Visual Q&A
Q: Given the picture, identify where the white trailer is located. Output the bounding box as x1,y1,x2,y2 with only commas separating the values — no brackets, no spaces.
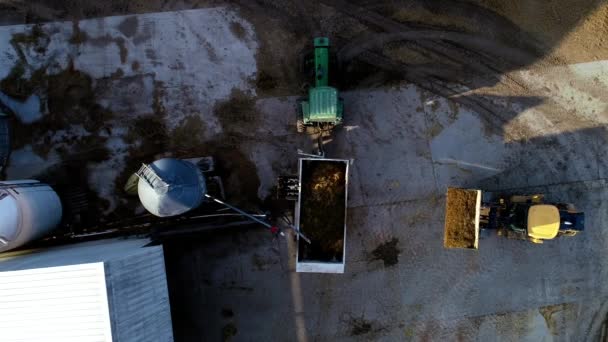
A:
295,158,349,273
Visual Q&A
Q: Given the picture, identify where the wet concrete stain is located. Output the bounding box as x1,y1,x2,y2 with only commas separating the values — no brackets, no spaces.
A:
251,252,279,271
110,67,124,79
221,308,234,318
370,237,400,267
539,303,574,336
349,317,373,336
117,15,138,37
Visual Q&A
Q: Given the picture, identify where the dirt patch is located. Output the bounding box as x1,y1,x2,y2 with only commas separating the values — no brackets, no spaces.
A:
116,112,169,203
254,71,278,91
370,238,400,267
539,303,575,336
235,4,308,96
472,0,608,63
298,160,347,262
229,21,246,40
115,37,128,63
10,24,49,56
599,312,608,342
0,61,36,100
4,62,114,154
214,88,258,128
444,188,479,249
69,20,88,44
169,115,207,153
47,65,113,129
391,6,478,32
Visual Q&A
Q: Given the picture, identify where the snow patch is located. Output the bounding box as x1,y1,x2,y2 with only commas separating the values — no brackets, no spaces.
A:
6,145,60,179
0,92,42,124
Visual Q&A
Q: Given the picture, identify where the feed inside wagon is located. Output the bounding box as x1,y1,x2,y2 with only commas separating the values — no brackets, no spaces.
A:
444,187,478,249
298,160,347,262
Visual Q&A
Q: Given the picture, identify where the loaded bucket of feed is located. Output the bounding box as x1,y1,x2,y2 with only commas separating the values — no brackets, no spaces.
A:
295,158,349,273
444,187,481,250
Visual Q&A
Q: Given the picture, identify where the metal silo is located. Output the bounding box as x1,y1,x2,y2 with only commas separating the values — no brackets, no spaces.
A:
0,180,63,253
136,158,207,217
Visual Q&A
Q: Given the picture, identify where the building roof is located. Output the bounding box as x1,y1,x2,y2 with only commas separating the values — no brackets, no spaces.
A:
0,239,173,342
527,204,560,239
0,263,113,342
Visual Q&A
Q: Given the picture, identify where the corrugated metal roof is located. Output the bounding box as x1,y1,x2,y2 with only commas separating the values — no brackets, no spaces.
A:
0,263,113,342
0,114,9,170
105,246,174,342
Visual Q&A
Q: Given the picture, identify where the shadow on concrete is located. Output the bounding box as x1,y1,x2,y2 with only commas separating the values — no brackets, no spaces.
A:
162,228,297,342
480,125,608,194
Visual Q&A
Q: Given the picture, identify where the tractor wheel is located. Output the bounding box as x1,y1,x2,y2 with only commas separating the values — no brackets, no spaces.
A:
298,51,314,83
296,98,306,133
296,119,305,133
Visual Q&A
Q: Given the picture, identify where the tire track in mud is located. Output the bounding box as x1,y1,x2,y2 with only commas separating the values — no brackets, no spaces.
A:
339,31,536,68
237,0,535,129
294,1,533,135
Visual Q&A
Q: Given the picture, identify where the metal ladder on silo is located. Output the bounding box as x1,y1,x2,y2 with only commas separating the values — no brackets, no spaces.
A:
136,164,169,190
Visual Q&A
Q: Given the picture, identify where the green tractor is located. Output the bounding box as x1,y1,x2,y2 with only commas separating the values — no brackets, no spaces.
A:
297,37,344,133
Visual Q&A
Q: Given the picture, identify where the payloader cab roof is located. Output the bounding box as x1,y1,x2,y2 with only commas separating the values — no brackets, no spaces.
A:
527,204,560,240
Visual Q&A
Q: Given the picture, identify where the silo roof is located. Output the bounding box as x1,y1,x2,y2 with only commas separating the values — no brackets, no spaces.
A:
137,158,206,217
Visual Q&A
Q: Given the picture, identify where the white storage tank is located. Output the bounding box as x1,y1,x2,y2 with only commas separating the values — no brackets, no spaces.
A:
0,180,62,253
137,158,207,217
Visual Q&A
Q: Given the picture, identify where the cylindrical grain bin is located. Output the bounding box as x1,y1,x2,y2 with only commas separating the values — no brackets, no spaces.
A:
0,180,63,253
137,158,207,217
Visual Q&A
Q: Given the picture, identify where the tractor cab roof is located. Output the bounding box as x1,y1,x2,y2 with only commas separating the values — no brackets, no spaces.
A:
527,204,560,240
307,86,339,121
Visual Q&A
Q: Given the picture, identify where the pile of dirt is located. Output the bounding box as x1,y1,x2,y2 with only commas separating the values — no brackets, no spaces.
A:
298,160,347,262
444,187,479,249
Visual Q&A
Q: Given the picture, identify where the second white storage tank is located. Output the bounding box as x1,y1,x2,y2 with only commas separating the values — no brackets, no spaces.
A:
0,180,62,253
